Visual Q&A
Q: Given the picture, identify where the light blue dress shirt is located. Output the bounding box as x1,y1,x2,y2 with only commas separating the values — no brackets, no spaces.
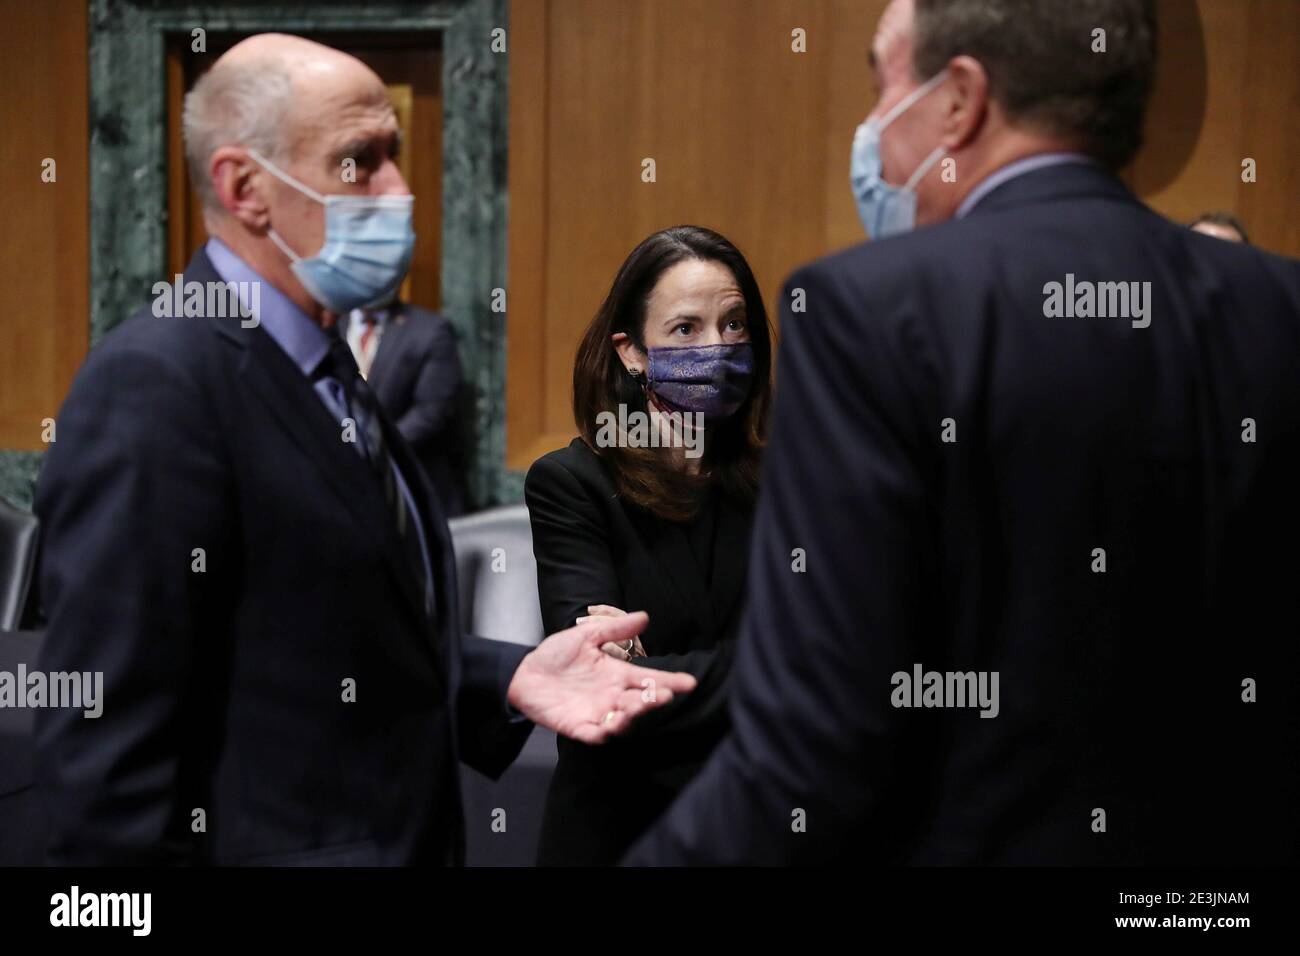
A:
955,152,1097,219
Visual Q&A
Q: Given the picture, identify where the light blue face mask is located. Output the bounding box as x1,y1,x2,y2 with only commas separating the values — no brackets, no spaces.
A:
249,148,416,313
850,71,948,240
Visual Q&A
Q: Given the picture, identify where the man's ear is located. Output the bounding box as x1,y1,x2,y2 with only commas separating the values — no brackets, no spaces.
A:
210,146,271,230
942,55,989,151
611,332,645,375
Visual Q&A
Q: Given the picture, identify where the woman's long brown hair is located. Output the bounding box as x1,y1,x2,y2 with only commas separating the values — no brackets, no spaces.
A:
572,225,773,522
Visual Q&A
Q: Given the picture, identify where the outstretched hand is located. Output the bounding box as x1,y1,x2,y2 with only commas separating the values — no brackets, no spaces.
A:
507,612,696,744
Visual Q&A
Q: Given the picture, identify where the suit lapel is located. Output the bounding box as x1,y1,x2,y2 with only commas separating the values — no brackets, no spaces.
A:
385,417,456,679
235,313,433,635
366,303,408,388
189,248,436,640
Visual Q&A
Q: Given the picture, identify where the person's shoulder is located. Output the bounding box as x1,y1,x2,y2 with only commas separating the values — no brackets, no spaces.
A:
527,438,602,480
776,229,958,360
80,302,228,383
52,304,235,441
393,303,454,335
388,304,459,364
394,302,443,322
1184,226,1300,291
526,439,614,496
786,219,980,308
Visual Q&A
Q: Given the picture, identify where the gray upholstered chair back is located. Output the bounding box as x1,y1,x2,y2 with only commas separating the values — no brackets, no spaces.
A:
0,497,38,632
448,503,556,865
447,503,545,647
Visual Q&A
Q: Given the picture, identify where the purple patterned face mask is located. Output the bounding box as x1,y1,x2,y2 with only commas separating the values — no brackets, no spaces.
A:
645,343,754,422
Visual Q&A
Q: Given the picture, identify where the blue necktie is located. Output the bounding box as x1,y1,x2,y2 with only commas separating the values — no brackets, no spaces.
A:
316,331,435,620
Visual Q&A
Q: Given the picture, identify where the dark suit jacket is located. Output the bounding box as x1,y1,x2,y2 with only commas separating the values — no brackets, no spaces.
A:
526,439,753,864
626,162,1300,865
33,249,531,866
353,304,467,518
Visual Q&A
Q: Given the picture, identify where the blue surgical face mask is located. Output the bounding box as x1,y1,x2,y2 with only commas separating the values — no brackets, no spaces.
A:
850,71,948,240
645,343,754,423
248,149,416,313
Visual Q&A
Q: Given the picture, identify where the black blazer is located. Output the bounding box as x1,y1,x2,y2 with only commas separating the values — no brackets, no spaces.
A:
525,439,753,864
33,249,531,866
627,162,1300,865
353,304,467,518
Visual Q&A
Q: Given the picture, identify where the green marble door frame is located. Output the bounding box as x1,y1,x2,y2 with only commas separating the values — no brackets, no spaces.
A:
0,0,520,511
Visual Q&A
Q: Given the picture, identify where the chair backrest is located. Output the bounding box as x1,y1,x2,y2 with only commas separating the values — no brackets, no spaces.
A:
447,504,545,647
0,497,38,632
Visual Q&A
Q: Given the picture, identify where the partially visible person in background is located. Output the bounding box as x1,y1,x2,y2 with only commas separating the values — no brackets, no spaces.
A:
345,303,466,516
1189,211,1251,245
526,225,772,865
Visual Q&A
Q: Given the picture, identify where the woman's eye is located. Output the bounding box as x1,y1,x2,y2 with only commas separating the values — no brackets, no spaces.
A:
727,319,747,332
674,323,694,336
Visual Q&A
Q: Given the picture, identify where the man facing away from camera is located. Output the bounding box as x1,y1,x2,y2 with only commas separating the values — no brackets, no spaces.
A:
34,33,694,866
628,0,1300,865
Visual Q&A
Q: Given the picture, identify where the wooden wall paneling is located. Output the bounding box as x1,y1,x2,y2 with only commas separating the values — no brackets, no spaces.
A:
0,0,89,451
506,0,551,467
1134,0,1246,224
1236,0,1300,255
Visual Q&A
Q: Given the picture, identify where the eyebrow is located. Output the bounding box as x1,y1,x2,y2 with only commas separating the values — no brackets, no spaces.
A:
328,128,402,169
665,304,746,325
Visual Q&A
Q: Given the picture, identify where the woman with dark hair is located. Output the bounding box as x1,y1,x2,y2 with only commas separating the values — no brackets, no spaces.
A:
525,225,773,865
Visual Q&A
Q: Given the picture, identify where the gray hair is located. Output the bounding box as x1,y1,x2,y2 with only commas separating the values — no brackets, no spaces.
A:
182,58,294,210
913,0,1157,170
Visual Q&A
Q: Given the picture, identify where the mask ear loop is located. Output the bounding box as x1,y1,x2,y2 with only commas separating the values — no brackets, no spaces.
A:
246,148,327,265
246,148,328,204
880,71,950,193
904,145,948,192
876,69,949,132
264,228,302,264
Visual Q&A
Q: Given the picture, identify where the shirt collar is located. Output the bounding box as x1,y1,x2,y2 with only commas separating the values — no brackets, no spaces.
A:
349,307,390,328
204,236,331,378
955,152,1097,219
